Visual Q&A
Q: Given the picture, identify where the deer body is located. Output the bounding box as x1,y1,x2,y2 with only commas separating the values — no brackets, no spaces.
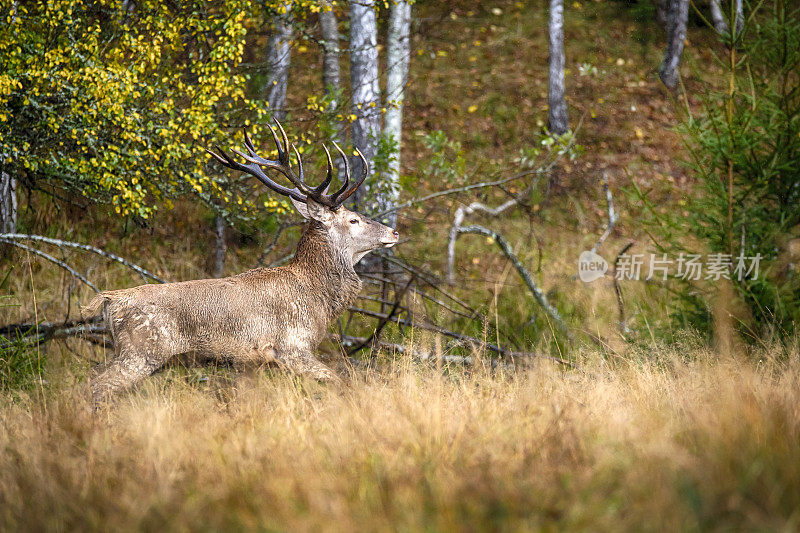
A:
87,120,398,404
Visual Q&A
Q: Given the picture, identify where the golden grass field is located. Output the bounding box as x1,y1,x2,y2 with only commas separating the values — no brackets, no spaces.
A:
2,340,799,531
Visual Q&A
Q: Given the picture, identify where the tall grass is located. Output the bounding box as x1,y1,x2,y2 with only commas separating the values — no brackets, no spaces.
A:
1,343,798,531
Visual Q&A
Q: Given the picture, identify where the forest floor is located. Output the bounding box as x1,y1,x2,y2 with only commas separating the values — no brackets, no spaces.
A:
3,1,798,530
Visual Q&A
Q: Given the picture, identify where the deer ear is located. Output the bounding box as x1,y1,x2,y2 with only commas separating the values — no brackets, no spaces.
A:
290,197,310,219
297,198,334,226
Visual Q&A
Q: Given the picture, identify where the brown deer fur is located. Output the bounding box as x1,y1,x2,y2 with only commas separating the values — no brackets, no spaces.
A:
85,199,398,404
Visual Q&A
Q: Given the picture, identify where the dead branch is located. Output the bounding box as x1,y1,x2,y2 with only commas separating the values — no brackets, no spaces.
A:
591,172,618,254
447,196,523,283
0,317,106,348
614,242,635,334
0,233,165,283
348,274,416,355
337,333,573,368
1,239,99,293
455,225,573,341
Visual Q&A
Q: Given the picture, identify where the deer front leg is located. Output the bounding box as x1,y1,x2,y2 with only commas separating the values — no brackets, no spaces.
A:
275,349,342,384
91,349,160,406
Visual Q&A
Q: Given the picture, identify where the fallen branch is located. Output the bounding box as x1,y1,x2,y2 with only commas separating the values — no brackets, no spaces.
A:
455,225,573,341
0,233,165,283
0,317,106,348
1,239,99,293
447,195,524,283
337,334,573,368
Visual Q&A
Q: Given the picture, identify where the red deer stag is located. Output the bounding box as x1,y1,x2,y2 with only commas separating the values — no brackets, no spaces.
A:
84,120,399,404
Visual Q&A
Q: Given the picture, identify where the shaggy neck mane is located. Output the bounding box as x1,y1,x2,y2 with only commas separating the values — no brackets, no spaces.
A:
290,221,361,318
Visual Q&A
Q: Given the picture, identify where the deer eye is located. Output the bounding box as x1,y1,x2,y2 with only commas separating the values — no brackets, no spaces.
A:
349,218,359,225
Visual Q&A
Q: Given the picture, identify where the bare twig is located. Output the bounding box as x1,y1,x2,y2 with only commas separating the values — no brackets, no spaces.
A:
455,225,573,341
591,172,618,254
447,195,524,283
337,333,573,368
373,170,537,219
0,233,165,283
1,239,99,293
256,221,303,266
348,274,416,356
614,242,635,334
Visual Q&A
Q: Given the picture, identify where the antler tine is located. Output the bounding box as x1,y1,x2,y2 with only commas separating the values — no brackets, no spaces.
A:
313,144,334,194
328,141,351,200
243,128,257,156
274,119,291,161
266,122,286,161
291,144,304,183
332,147,368,204
209,120,368,209
206,144,307,203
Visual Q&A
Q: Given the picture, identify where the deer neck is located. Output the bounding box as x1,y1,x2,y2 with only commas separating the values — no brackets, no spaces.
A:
291,221,362,319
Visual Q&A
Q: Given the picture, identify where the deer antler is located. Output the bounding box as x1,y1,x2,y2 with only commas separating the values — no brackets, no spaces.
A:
206,118,368,209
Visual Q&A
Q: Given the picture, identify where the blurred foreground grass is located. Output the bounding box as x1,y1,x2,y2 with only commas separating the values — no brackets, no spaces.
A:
1,341,799,531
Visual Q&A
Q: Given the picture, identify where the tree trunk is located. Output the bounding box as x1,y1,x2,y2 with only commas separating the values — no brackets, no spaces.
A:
547,0,569,135
734,0,744,36
0,170,17,235
349,0,381,209
266,4,293,120
381,0,411,228
709,0,729,35
320,3,340,95
319,2,347,180
658,0,690,91
213,214,226,278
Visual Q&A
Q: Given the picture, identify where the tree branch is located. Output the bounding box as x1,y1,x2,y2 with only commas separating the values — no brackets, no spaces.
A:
1,239,99,293
0,233,165,283
591,171,618,254
455,225,573,341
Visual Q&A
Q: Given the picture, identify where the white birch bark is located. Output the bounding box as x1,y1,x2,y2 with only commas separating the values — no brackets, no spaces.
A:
319,2,347,181
547,0,569,135
349,0,381,208
320,2,340,96
382,0,411,227
709,0,730,35
266,3,293,120
0,170,17,235
658,0,689,91
734,0,744,36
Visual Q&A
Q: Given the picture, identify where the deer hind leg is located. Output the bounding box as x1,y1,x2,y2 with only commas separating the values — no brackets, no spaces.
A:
276,350,342,384
92,310,177,405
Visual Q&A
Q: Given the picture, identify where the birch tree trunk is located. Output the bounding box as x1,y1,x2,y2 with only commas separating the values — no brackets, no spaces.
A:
709,0,730,35
381,0,411,228
0,170,17,235
320,2,340,95
319,2,347,180
349,0,381,209
547,0,569,135
658,0,689,91
266,4,293,120
734,0,744,36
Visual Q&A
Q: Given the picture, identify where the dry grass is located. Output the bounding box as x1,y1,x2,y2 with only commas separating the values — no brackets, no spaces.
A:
2,343,799,531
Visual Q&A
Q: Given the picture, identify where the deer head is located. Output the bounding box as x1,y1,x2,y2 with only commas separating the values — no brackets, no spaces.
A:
207,119,399,266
